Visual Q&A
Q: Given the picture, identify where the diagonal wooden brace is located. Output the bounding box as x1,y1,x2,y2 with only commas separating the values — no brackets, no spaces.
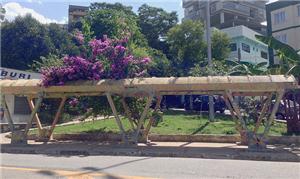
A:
24,93,43,136
225,91,248,130
10,93,44,144
224,91,249,145
133,95,154,143
46,97,67,139
223,93,242,133
143,95,162,139
106,93,128,143
1,95,15,132
27,97,43,135
253,94,272,134
262,90,285,139
121,97,136,130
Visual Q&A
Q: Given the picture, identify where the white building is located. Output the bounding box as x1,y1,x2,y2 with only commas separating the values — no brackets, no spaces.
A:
266,1,300,65
221,25,269,65
0,68,41,125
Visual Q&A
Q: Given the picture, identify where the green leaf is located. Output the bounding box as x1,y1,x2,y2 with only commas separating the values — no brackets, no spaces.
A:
255,35,300,63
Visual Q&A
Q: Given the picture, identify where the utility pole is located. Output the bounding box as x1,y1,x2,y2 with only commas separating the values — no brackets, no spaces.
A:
205,0,215,121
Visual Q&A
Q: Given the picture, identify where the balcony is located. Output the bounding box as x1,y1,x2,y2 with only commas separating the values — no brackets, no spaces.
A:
222,2,250,16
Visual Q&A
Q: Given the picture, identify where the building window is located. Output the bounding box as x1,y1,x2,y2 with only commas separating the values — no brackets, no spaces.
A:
274,11,286,24
275,34,287,43
242,43,250,53
14,96,31,115
261,51,268,59
229,43,237,51
281,34,287,43
298,5,300,16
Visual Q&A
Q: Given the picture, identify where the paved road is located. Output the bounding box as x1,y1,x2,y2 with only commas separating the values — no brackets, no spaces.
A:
1,153,300,179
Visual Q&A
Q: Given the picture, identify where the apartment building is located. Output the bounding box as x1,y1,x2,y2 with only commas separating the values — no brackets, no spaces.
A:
266,0,300,64
68,5,89,29
222,25,269,65
182,0,267,34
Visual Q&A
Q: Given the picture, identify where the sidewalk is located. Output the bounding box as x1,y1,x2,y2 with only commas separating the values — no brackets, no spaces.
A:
1,133,299,162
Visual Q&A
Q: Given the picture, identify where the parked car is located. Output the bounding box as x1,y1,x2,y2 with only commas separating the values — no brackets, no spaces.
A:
184,95,226,113
274,100,300,120
150,95,184,110
257,99,300,120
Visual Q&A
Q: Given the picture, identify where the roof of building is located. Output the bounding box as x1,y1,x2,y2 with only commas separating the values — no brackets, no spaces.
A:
266,0,300,11
69,5,89,12
221,25,267,46
0,75,297,98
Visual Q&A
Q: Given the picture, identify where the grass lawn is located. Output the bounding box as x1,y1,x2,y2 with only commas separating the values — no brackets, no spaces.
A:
31,110,287,136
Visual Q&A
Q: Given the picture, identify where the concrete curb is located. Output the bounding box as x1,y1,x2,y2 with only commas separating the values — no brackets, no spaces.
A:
1,143,299,162
26,133,300,145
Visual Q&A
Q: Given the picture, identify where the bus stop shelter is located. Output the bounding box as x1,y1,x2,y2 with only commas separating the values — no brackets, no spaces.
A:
0,75,297,149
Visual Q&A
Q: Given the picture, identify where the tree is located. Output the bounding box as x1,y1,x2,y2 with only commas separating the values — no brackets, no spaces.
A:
190,61,230,76
31,54,63,72
1,15,53,70
48,23,79,56
166,20,206,76
211,29,231,61
90,2,136,17
138,4,178,52
85,8,147,47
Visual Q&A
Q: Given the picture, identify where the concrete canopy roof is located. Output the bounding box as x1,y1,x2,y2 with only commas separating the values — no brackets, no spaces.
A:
0,75,297,98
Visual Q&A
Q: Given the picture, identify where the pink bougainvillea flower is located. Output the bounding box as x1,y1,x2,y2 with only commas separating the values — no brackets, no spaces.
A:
41,34,151,86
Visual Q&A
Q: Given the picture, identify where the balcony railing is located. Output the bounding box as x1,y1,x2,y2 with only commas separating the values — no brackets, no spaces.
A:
222,2,250,16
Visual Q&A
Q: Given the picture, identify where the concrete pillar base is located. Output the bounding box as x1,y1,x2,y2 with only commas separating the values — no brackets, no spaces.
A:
239,130,248,145
11,131,27,144
36,128,52,142
247,132,267,150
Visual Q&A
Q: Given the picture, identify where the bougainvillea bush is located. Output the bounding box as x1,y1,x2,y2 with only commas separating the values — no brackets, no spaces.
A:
41,32,151,87
39,31,153,122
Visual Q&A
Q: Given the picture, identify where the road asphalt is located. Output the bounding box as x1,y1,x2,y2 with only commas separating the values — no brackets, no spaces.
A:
1,153,300,179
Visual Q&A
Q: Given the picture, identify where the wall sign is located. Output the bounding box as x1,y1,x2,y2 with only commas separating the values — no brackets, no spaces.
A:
0,68,41,80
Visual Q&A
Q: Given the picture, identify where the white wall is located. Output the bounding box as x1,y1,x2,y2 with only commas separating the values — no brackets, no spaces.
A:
1,68,41,124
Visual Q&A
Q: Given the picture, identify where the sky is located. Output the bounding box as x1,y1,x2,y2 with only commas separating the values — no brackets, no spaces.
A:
2,0,184,24
2,0,278,24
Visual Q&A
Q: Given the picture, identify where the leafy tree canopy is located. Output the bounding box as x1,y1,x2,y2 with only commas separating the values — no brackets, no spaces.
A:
90,2,136,17
211,29,230,61
85,8,147,47
48,23,80,56
166,20,206,76
1,15,79,70
138,4,178,52
1,15,53,70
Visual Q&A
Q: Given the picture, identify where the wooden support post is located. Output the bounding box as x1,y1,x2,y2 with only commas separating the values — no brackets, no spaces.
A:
253,94,272,133
225,91,249,145
1,95,15,132
143,96,162,139
47,97,66,139
106,93,128,142
262,90,285,138
223,93,242,133
24,93,43,136
226,91,248,130
121,97,135,130
27,97,43,134
133,95,153,143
